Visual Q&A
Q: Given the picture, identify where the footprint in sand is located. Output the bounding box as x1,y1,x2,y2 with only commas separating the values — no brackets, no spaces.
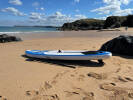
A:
26,90,39,96
27,82,52,96
64,91,79,97
31,94,60,100
26,81,59,100
82,96,94,100
37,81,53,96
100,83,117,91
65,87,94,100
44,81,52,90
51,73,63,84
128,92,133,98
115,68,121,73
87,72,107,80
100,82,133,100
127,66,132,70
100,83,128,100
114,76,133,82
70,74,75,77
51,70,70,84
117,66,133,74
0,96,7,100
77,74,85,81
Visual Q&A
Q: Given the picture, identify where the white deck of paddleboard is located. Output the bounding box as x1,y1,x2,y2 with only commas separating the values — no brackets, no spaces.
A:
44,50,87,56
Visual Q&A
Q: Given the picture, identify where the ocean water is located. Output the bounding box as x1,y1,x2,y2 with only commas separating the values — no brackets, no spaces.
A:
0,26,58,34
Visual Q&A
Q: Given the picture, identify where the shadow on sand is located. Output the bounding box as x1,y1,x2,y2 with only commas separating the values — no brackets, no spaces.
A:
97,29,120,32
22,55,104,68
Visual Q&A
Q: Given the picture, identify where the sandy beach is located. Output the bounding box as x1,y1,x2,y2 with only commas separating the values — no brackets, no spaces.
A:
1,28,133,100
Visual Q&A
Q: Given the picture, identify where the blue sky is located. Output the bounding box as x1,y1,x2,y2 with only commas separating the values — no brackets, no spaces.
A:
0,0,133,26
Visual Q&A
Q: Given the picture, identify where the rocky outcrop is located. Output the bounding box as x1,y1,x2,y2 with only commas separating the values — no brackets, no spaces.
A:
0,34,22,43
61,19,105,31
103,15,133,28
104,16,127,28
99,35,133,56
61,15,133,31
124,15,133,27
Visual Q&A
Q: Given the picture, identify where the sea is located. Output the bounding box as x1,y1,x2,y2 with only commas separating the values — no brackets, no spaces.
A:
0,26,58,34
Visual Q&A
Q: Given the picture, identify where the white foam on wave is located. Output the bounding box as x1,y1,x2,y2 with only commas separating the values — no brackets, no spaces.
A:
0,32,22,34
0,31,59,35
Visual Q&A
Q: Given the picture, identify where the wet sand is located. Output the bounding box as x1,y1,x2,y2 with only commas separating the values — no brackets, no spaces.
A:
1,28,133,100
15,28,133,40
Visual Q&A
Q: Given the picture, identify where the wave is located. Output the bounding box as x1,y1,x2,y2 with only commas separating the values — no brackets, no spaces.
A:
0,31,59,34
0,32,21,34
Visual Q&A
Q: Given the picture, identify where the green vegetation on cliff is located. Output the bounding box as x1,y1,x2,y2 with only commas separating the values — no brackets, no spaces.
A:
61,19,105,30
61,15,133,31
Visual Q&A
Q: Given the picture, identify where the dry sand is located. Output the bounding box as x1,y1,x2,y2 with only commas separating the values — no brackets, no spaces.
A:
1,29,133,100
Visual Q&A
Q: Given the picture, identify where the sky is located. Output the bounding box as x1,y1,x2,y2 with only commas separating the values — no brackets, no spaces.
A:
0,0,133,26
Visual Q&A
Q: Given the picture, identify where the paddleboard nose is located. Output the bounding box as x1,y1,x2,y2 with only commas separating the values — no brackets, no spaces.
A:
106,52,112,58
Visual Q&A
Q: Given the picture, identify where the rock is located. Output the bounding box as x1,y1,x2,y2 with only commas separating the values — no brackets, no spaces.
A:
99,35,133,56
124,15,133,27
104,16,127,28
0,34,22,43
61,19,105,31
61,15,133,31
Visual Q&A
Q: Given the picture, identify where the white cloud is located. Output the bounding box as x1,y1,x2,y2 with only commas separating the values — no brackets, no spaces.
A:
103,0,130,5
91,5,120,14
122,0,130,5
74,0,80,3
29,12,45,20
0,11,87,26
99,17,107,20
95,16,107,20
114,8,133,15
35,7,45,11
75,14,87,19
40,7,44,11
32,2,44,11
91,0,133,16
1,7,26,16
53,11,65,17
32,2,40,7
29,11,87,26
9,0,22,5
46,12,70,23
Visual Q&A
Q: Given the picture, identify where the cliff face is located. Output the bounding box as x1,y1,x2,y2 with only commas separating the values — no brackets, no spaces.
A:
61,19,105,31
104,16,127,28
61,15,133,31
124,15,133,27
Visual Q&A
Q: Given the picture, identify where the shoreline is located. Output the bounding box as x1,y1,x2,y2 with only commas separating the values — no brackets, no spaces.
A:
6,30,133,40
1,27,133,40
